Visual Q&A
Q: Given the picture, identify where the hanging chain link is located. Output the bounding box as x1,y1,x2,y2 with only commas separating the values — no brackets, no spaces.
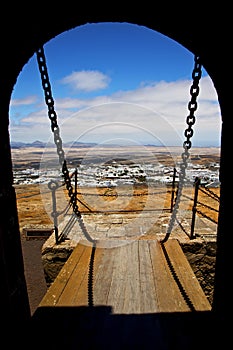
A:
161,55,202,243
183,55,202,150
36,47,81,217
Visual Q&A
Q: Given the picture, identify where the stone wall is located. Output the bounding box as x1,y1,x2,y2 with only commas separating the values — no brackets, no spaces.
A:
181,240,216,306
41,233,77,286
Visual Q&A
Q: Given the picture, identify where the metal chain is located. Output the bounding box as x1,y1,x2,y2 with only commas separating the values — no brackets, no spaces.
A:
36,46,202,241
36,47,81,217
183,55,202,150
161,55,202,243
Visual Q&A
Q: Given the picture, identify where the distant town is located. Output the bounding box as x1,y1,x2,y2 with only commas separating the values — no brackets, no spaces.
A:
12,154,220,188
11,141,220,188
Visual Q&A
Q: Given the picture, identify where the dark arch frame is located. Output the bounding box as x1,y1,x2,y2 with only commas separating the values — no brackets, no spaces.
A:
0,5,229,340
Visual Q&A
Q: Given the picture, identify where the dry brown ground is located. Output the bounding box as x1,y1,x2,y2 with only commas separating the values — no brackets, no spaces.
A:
12,145,220,231
15,183,220,233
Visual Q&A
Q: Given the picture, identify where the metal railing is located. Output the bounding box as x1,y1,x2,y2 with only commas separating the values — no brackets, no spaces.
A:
48,169,219,244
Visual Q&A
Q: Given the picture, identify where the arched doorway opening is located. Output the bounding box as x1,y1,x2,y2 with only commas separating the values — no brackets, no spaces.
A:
10,22,221,314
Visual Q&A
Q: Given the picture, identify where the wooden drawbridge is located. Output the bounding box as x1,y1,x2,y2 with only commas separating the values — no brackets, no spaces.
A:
39,238,210,313
30,237,213,349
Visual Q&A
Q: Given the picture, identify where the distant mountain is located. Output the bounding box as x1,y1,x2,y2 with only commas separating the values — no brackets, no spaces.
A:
64,141,98,148
10,140,221,149
10,141,26,149
10,140,51,149
10,140,97,149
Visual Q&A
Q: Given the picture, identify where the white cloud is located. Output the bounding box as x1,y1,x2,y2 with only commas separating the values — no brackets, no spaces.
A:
60,70,111,92
9,75,221,146
10,95,38,106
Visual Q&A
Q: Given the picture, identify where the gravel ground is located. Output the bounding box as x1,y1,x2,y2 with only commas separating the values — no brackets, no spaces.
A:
21,238,48,315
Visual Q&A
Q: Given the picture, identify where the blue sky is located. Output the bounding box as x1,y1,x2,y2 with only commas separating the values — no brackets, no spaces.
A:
9,22,221,147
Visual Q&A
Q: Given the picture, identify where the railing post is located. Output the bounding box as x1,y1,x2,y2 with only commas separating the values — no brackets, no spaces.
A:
48,180,59,244
190,176,200,239
74,168,77,205
170,167,177,212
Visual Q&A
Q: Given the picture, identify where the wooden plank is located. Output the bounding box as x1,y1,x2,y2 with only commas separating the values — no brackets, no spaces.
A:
93,245,119,306
57,244,93,306
95,240,158,313
149,240,190,312
138,240,158,313
120,240,141,314
39,243,86,306
69,244,104,306
163,239,211,311
105,242,129,313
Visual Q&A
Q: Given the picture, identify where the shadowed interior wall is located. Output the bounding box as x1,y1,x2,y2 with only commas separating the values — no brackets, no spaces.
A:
0,4,230,330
